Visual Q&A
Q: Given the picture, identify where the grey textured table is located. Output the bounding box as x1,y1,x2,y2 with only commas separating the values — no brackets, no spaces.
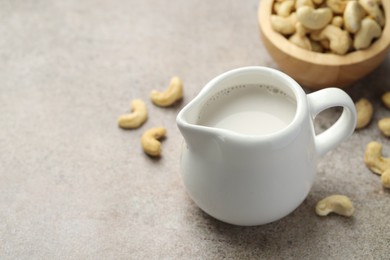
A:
1,0,390,259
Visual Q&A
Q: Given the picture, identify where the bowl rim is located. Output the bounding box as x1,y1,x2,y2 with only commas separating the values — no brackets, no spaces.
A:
258,0,390,66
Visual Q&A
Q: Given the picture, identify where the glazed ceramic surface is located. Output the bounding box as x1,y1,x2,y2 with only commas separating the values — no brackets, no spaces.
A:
176,67,357,226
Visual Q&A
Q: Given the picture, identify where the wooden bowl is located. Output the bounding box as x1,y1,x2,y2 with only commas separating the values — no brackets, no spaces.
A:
258,0,390,89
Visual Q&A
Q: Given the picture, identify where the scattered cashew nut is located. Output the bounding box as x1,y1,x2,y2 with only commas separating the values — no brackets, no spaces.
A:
353,17,382,50
381,92,390,109
364,141,390,175
381,169,390,188
141,127,167,157
151,76,183,107
118,99,148,129
378,118,390,137
355,98,373,129
315,194,354,217
297,6,333,30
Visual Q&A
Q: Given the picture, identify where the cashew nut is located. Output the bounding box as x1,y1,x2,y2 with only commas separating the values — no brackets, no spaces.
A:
326,0,349,14
344,1,366,33
364,141,390,175
271,0,385,55
288,22,312,50
355,98,373,129
331,16,344,27
295,0,315,9
270,13,298,35
381,92,390,109
118,99,148,129
151,76,183,107
297,6,333,30
353,17,382,50
311,24,351,54
315,195,354,217
141,127,166,157
381,169,390,188
289,32,312,50
378,118,390,137
275,0,295,17
359,0,385,27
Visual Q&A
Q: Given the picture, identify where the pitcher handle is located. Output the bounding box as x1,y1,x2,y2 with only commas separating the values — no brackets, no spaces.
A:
307,88,357,157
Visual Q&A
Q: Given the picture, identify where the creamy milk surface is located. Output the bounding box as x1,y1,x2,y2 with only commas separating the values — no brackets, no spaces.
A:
198,84,297,135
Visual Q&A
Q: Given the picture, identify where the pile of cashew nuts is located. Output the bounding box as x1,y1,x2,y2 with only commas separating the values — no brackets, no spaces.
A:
118,76,183,157
354,92,390,189
271,0,385,55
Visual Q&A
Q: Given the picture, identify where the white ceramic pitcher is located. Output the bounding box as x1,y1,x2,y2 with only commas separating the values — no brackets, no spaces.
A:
176,67,357,226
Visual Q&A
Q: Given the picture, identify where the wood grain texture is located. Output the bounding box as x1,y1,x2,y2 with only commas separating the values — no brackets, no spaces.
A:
258,0,390,89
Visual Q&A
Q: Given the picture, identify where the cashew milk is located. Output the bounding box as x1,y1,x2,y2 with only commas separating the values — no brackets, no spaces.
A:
197,84,297,135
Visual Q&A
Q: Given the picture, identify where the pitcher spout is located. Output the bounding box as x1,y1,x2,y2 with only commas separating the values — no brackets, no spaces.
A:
178,83,237,159
176,99,216,153
176,67,259,153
